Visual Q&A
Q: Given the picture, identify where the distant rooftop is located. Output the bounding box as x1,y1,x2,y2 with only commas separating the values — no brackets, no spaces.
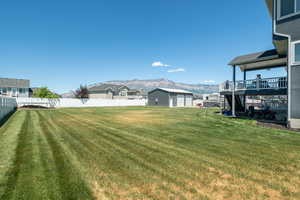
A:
88,84,128,92
156,88,193,94
0,78,30,88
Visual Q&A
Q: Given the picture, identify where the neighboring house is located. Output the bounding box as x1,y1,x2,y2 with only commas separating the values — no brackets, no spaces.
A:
29,87,40,97
0,78,30,97
127,89,141,96
220,0,300,129
148,88,193,107
194,93,220,107
202,93,220,102
88,84,141,99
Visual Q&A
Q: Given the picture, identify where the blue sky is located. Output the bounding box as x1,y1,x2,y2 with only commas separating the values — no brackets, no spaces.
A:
0,0,286,93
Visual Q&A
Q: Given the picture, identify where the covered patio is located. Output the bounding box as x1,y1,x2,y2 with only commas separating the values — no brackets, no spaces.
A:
220,49,288,120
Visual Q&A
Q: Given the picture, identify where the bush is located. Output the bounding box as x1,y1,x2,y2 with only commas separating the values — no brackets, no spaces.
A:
73,85,89,99
33,87,60,99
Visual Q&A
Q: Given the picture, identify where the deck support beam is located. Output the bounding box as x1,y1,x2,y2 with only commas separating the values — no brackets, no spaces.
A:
232,65,236,117
243,70,247,112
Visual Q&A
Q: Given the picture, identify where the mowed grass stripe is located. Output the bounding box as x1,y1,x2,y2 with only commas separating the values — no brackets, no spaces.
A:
0,111,28,199
35,110,94,200
55,110,215,178
0,107,300,199
39,110,202,199
1,111,49,199
47,110,205,199
53,109,288,198
57,108,300,199
58,109,294,183
93,109,300,177
0,111,27,194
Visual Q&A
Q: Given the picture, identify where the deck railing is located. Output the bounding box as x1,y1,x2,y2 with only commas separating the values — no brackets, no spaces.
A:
220,76,287,92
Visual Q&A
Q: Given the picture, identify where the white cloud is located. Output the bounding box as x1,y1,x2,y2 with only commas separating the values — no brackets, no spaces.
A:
167,68,185,73
202,80,216,84
152,61,170,67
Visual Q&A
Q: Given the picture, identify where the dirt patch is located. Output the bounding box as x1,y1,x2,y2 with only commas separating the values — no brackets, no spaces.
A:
92,181,109,200
255,185,286,200
182,167,295,200
113,111,166,125
257,121,288,130
257,121,300,133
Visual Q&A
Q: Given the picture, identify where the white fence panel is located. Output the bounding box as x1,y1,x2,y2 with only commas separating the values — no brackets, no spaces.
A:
16,98,147,108
0,97,17,122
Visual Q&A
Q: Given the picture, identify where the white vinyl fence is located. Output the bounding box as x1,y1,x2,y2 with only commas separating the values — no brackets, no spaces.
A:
0,97,17,121
16,98,147,108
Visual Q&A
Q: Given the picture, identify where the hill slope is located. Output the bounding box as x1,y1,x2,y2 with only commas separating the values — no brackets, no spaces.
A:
61,79,219,97
103,79,219,94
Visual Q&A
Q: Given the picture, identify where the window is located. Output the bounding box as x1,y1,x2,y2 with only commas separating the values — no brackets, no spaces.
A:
297,0,300,11
294,42,300,63
2,88,7,94
280,0,295,17
279,0,300,19
12,88,17,96
120,90,127,96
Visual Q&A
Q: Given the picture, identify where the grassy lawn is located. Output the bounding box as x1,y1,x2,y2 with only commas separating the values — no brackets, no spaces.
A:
0,107,300,200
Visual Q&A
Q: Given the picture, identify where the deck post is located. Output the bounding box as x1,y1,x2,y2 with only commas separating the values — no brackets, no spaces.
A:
243,70,247,112
232,65,236,117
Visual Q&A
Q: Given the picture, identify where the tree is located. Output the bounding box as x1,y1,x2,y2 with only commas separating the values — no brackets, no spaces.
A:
74,85,89,99
33,87,60,99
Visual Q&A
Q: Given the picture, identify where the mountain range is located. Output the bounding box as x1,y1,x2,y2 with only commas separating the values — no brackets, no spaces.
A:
94,79,218,94
62,79,219,97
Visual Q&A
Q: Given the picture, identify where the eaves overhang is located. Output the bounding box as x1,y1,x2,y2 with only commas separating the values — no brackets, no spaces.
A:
228,49,287,72
265,0,273,18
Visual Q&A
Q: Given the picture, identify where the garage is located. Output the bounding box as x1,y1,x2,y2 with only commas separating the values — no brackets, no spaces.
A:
185,95,193,107
177,95,185,107
148,88,193,107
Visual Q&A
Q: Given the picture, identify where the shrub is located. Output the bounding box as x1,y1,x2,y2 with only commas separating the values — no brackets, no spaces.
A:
33,87,60,99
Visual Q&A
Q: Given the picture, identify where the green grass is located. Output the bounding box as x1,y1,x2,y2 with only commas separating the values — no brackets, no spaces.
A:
0,107,300,200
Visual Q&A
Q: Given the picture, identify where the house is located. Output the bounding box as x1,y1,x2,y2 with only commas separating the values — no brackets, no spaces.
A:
0,78,30,97
148,88,193,107
220,0,300,129
29,87,40,97
127,89,141,96
194,93,221,107
202,93,220,102
88,84,141,99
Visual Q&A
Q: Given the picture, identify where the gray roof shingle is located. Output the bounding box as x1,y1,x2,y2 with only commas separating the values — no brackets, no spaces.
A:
88,84,128,92
228,49,284,66
149,88,193,95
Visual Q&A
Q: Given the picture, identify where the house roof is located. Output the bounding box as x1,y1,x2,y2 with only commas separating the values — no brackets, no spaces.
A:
0,78,30,88
228,49,287,71
88,84,129,92
150,88,193,94
264,0,273,17
127,89,140,93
